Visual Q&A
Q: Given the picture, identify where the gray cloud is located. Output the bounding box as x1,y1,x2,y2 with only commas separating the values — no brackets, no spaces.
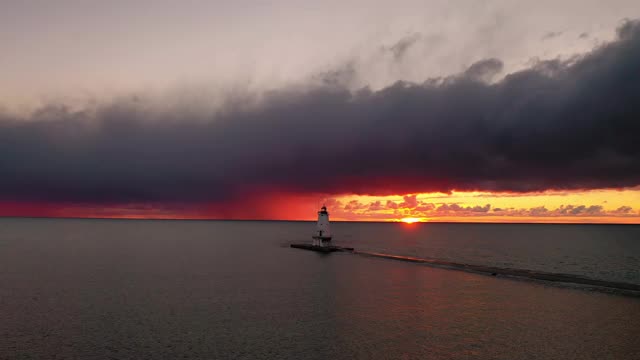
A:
399,195,419,208
491,204,632,217
368,200,384,211
3,0,639,102
1,20,640,204
386,33,423,60
613,205,633,214
542,31,564,40
344,200,368,211
436,203,491,213
386,200,399,209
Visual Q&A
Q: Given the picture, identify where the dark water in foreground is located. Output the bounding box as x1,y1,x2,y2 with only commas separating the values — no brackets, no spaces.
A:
1,218,639,359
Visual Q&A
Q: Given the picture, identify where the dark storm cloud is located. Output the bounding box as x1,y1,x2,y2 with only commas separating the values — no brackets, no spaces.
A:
2,20,640,204
464,58,503,82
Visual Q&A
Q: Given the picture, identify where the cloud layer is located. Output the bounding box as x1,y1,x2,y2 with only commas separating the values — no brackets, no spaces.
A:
325,197,638,221
1,20,640,205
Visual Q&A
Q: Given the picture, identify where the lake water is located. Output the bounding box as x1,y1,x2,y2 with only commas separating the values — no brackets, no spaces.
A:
1,218,639,359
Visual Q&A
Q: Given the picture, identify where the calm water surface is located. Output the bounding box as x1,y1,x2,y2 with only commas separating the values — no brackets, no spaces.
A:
1,218,639,359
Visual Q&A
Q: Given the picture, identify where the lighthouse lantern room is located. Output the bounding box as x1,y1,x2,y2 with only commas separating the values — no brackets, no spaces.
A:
312,205,332,247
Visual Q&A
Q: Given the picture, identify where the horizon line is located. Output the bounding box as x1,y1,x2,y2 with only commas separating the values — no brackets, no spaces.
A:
1,215,638,226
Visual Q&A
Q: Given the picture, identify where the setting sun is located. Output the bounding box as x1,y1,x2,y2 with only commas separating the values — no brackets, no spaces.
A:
400,217,423,224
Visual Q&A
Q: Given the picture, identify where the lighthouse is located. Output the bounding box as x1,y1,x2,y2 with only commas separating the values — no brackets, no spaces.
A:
290,205,352,253
312,205,332,247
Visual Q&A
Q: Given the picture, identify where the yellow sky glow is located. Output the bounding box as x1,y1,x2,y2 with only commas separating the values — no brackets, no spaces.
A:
329,188,640,223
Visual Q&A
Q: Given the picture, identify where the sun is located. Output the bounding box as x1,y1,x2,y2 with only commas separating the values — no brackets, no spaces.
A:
400,217,423,224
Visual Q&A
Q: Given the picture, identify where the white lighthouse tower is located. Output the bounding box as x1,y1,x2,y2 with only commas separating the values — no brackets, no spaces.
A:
291,205,351,252
312,205,332,247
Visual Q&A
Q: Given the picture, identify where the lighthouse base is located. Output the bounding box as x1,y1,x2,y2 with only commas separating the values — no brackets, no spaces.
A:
290,244,354,253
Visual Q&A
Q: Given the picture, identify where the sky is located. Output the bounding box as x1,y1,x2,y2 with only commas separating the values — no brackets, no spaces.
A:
1,0,640,223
